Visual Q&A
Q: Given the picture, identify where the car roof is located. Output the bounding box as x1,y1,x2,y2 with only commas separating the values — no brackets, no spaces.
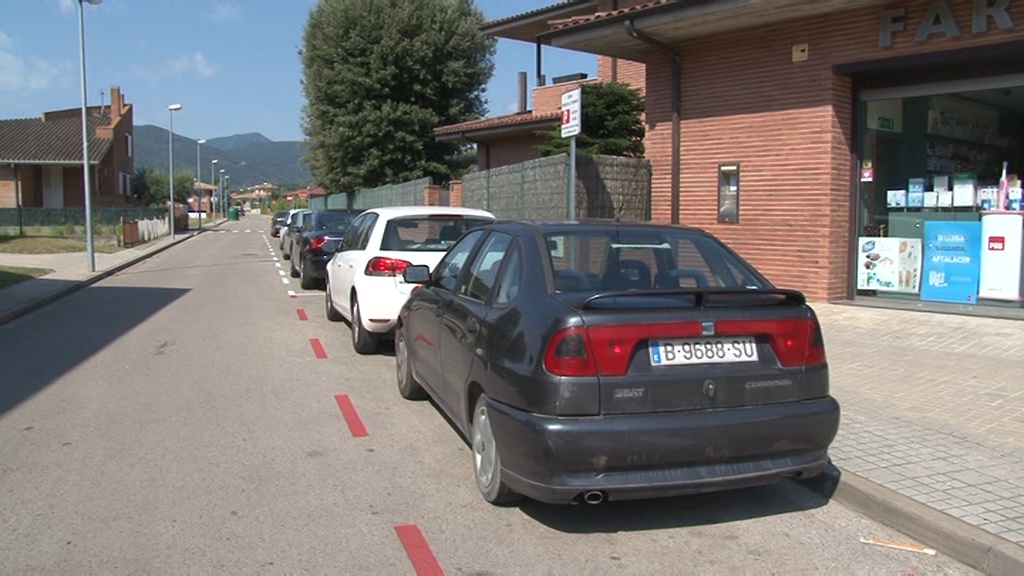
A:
492,218,707,236
364,205,496,220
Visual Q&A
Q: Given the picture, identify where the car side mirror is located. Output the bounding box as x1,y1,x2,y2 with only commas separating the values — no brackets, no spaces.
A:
403,265,430,284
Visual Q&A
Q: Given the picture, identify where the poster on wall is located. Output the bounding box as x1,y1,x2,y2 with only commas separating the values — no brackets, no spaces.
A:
978,213,1024,302
920,221,981,304
857,237,922,293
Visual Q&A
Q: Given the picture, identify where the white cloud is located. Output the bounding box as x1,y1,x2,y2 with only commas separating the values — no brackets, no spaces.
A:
0,33,67,93
166,52,218,78
207,3,242,23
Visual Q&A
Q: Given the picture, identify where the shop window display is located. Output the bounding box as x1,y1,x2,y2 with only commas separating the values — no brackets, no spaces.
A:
857,88,1024,309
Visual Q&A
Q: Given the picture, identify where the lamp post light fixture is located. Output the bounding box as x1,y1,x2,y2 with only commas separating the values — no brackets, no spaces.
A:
210,159,219,220
167,103,182,240
196,139,205,231
78,0,102,273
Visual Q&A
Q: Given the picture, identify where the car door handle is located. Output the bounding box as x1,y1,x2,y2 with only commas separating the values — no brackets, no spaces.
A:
466,319,479,334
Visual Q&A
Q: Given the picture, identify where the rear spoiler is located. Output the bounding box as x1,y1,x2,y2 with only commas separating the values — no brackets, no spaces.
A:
576,288,807,310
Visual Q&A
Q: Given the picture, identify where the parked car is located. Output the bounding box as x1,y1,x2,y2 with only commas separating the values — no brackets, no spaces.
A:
394,219,840,506
290,209,363,289
271,211,291,237
280,209,311,258
324,206,496,354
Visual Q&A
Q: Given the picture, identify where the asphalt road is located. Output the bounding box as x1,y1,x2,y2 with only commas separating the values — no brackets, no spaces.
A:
0,215,976,575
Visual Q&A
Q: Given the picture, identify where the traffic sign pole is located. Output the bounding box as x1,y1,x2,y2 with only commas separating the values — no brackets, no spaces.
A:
560,87,582,220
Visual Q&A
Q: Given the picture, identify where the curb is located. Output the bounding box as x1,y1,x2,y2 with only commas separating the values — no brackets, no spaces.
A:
0,229,207,327
803,465,1024,575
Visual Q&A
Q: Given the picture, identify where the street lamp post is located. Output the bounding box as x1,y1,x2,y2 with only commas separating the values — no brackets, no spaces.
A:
210,159,219,220
167,103,182,240
78,0,102,273
219,169,226,217
196,139,205,231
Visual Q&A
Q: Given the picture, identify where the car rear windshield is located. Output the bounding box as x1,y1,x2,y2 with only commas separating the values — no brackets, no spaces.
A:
545,228,768,292
313,212,356,232
381,216,493,252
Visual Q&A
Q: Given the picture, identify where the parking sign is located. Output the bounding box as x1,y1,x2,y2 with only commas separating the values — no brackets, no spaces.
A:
560,87,581,139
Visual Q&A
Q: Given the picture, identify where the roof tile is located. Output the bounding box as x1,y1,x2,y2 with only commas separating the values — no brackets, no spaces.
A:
0,114,112,164
434,111,560,136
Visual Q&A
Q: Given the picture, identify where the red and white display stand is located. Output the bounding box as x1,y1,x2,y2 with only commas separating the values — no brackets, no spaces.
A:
978,212,1024,302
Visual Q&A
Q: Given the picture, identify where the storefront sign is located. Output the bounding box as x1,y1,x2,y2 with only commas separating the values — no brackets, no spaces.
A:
978,213,1023,300
857,237,922,293
920,221,982,304
879,0,1014,47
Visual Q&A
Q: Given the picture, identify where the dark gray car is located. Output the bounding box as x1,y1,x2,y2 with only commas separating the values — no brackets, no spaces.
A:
396,220,840,506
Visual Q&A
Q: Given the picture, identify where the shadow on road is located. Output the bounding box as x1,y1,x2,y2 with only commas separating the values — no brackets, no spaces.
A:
519,476,835,533
0,284,189,416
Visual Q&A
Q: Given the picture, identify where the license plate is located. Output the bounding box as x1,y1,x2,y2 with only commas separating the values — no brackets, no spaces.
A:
649,337,759,366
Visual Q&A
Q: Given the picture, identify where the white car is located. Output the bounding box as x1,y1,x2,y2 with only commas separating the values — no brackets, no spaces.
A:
325,206,496,354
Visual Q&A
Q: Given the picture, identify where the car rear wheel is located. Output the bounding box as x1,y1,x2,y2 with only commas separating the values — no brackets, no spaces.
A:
472,394,521,506
325,282,342,321
350,296,379,355
300,260,316,289
395,326,426,400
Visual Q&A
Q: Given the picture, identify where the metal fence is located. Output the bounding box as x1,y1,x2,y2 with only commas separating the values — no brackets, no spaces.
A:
461,153,651,221
352,177,430,209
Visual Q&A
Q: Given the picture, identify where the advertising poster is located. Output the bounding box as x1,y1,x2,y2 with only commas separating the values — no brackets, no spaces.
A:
920,221,981,304
857,237,922,293
978,213,1024,301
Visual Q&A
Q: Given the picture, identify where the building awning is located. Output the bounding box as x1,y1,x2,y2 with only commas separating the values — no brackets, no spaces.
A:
434,111,560,142
481,1,596,43
497,0,888,61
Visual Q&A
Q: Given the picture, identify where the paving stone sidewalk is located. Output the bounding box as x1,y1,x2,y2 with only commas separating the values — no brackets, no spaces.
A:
819,303,1024,544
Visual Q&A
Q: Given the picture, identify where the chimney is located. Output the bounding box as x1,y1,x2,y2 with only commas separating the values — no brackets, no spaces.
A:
109,86,122,120
518,71,528,114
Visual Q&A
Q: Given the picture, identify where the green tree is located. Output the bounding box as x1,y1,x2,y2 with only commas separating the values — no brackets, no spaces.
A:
537,82,646,158
174,171,196,203
133,167,167,207
300,0,495,200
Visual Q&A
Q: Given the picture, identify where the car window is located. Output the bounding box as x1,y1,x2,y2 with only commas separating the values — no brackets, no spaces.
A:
355,213,378,250
461,232,512,302
340,213,368,251
545,228,768,292
315,212,357,233
494,244,522,305
433,229,486,292
381,215,493,252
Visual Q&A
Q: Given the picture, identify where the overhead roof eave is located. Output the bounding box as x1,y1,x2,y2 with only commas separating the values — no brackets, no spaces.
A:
480,0,597,43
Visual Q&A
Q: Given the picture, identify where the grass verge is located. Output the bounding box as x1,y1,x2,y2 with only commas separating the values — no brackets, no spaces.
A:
0,237,124,254
0,266,54,289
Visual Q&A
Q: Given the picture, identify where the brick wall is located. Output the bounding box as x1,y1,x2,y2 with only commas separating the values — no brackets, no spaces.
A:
597,55,646,97
483,133,548,170
642,0,1024,300
532,78,600,114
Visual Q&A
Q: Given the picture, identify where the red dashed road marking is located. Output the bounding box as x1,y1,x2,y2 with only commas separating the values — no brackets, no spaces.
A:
297,308,308,321
394,524,444,576
334,394,368,437
310,338,327,359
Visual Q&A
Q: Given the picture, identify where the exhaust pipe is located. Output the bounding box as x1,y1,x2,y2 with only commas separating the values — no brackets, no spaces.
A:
582,491,605,505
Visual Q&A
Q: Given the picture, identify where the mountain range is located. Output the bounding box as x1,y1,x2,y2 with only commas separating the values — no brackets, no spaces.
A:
133,125,311,189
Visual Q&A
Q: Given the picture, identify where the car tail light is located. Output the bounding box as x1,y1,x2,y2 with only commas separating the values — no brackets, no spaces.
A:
310,236,329,250
716,317,826,367
365,256,412,277
543,327,596,377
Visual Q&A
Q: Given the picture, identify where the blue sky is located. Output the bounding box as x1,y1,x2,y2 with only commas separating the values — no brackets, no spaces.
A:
0,0,596,142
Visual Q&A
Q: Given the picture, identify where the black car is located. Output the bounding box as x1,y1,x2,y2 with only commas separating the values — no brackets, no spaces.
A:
271,211,289,237
395,220,840,506
289,209,363,289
